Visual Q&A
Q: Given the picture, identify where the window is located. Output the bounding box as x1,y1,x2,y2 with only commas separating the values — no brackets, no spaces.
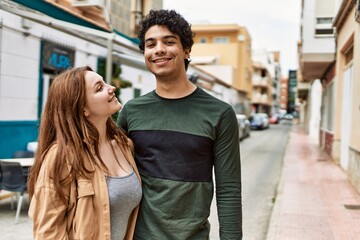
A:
315,17,334,36
134,88,141,98
199,37,207,43
344,45,354,65
315,28,334,35
316,17,332,24
213,37,229,43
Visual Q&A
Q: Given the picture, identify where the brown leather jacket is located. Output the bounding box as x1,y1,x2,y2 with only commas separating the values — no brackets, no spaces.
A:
29,141,141,240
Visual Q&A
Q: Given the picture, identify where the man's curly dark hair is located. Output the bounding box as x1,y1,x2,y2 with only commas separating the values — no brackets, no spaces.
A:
138,9,195,70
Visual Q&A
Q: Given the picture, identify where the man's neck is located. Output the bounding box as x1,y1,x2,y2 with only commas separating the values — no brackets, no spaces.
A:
155,77,197,99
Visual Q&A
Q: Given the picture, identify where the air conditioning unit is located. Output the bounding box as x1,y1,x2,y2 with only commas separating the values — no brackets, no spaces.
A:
355,0,360,23
71,0,104,7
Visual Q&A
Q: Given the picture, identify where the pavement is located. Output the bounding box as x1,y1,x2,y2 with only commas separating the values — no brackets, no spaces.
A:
266,125,360,240
1,125,360,240
0,192,32,239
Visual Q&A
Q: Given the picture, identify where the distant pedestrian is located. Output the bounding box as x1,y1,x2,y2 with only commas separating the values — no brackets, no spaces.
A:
28,66,142,239
117,9,242,239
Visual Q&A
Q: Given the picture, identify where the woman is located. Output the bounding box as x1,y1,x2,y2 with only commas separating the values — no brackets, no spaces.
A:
28,66,142,240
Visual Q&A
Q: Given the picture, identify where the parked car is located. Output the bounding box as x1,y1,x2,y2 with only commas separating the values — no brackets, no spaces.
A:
283,114,294,120
236,114,251,140
269,113,281,124
249,113,269,130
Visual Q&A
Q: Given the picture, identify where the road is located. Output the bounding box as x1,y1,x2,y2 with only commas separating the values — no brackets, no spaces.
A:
209,121,292,239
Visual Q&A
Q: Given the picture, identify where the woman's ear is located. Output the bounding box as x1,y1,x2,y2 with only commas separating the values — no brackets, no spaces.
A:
84,108,89,117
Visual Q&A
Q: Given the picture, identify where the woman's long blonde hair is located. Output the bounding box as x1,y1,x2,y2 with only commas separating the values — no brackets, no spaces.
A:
28,66,129,204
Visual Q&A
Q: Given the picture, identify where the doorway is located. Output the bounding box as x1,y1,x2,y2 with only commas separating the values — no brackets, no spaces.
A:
340,63,353,170
41,74,55,113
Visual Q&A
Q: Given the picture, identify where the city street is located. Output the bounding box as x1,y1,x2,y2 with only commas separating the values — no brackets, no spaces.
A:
209,121,292,239
1,1,359,240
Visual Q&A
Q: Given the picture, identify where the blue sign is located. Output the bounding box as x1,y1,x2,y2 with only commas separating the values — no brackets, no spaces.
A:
42,40,75,72
48,53,71,69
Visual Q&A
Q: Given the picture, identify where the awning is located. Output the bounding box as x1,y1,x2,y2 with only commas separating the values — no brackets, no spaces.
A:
114,53,146,71
0,0,145,83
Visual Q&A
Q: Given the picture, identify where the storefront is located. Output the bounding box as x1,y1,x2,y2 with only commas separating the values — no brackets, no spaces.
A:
0,1,148,158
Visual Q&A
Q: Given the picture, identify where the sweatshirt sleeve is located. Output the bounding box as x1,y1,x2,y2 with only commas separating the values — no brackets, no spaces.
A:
213,107,242,239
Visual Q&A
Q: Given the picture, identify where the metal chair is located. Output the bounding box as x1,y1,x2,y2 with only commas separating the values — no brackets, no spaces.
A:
0,166,2,190
12,150,34,179
0,161,28,224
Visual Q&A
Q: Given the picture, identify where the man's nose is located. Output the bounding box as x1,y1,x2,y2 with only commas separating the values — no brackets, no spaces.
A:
155,42,166,54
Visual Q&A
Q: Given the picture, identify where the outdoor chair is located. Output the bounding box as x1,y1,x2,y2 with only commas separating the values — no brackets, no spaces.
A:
0,161,28,224
12,150,34,179
0,166,2,190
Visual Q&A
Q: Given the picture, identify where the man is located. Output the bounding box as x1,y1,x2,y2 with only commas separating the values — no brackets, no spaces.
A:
117,9,242,239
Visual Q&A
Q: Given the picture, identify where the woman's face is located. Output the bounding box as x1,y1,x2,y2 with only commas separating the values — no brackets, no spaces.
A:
83,71,121,122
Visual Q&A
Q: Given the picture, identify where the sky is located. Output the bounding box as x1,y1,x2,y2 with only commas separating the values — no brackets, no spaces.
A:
163,0,301,76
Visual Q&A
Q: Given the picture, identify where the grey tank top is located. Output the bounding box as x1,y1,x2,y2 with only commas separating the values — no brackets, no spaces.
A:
106,169,142,240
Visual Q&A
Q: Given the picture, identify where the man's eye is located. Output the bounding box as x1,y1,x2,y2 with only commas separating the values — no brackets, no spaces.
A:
146,43,155,48
166,41,174,45
97,86,103,92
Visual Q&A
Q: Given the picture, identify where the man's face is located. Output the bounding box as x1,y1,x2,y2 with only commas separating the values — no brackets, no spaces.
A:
144,25,189,79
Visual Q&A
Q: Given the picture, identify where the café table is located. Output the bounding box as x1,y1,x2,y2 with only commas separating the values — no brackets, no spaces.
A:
0,158,34,167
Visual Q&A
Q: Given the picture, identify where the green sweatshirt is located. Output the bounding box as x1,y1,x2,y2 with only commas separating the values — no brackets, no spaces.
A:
117,87,242,239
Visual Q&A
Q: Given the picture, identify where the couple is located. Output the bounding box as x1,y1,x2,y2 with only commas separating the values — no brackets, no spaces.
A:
28,9,242,240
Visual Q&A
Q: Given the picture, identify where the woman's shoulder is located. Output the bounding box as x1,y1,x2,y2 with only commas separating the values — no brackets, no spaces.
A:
42,144,59,166
41,144,74,174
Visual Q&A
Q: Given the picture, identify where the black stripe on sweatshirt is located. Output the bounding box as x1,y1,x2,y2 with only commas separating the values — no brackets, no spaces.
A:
130,130,214,182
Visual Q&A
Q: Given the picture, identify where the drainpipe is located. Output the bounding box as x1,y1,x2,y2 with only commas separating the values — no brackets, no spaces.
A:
106,32,115,84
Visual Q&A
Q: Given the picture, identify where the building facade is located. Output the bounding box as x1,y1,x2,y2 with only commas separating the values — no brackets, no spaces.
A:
252,49,281,115
298,0,336,134
279,76,289,111
299,0,360,193
332,0,360,192
251,62,272,115
190,24,253,116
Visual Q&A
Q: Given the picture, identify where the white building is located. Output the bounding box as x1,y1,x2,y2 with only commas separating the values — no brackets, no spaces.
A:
298,0,336,138
0,0,151,158
252,49,282,115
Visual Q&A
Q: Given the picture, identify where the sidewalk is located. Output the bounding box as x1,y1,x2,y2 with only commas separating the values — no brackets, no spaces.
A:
266,126,360,240
0,192,32,239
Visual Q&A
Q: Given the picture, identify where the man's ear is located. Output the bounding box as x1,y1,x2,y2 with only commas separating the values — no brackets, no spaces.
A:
184,48,191,58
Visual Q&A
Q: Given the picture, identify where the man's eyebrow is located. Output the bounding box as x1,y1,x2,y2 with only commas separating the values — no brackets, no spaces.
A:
163,35,178,40
145,35,178,42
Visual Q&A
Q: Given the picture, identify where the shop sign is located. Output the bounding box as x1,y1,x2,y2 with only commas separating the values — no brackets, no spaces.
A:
42,40,75,72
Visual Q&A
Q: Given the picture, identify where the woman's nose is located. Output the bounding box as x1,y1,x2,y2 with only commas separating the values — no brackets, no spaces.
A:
108,84,116,93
